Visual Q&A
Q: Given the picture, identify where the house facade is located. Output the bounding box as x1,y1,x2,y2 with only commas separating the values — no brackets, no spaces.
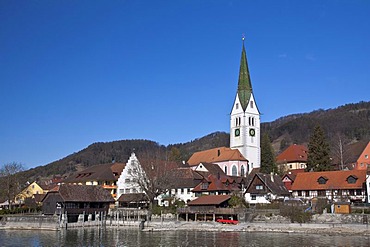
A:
63,162,125,200
42,184,114,222
116,153,145,200
291,170,367,202
245,173,290,204
281,169,305,193
15,181,44,205
276,144,308,172
355,141,370,170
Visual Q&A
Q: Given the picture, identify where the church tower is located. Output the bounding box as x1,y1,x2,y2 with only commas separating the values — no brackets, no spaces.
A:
230,38,260,172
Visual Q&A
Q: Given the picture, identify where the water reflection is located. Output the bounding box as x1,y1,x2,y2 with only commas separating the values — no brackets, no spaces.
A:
1,228,370,247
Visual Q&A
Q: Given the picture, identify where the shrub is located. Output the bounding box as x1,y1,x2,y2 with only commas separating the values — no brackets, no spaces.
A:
280,205,312,223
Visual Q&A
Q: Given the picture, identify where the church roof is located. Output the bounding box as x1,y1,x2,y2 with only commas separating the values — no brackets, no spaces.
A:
187,147,247,166
237,40,253,112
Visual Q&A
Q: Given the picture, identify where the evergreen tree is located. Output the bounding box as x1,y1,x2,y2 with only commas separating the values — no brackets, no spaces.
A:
306,125,332,172
260,133,277,174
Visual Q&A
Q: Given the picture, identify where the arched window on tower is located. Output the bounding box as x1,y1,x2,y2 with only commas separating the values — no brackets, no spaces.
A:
232,166,237,176
248,117,251,126
252,117,255,126
241,166,245,177
239,117,241,126
250,101,254,108
224,166,227,175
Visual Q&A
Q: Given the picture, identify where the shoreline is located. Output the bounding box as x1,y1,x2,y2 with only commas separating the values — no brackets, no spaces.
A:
141,221,370,235
2,220,370,236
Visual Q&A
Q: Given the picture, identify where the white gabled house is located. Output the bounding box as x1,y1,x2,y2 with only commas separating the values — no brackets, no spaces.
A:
244,173,290,204
116,153,145,200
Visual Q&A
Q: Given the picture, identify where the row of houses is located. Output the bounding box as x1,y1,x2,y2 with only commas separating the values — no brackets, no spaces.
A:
2,141,370,222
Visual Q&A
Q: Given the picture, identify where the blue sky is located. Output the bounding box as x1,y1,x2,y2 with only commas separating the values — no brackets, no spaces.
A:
1,1,369,169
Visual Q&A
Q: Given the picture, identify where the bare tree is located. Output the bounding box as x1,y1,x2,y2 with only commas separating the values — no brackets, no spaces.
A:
129,148,179,219
331,134,351,170
0,162,24,209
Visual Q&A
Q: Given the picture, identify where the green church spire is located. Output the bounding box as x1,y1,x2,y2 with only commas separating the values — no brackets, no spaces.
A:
237,38,253,111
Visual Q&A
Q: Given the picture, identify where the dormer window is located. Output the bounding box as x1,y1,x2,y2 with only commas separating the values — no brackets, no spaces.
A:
347,175,358,184
201,182,209,190
317,176,328,184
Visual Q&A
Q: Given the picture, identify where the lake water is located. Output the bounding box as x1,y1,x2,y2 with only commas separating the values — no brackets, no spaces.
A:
1,227,370,247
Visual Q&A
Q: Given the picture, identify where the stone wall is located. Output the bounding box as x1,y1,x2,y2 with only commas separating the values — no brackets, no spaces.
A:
251,213,369,224
0,215,59,230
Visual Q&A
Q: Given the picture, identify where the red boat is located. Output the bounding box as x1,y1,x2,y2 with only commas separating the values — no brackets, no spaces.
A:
216,218,238,224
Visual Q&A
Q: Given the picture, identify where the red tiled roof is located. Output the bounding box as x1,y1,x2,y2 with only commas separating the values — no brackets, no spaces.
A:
291,170,367,191
187,147,247,166
276,144,307,164
188,195,231,206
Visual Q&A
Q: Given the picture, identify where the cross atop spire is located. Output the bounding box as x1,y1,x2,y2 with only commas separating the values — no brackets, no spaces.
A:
237,38,253,111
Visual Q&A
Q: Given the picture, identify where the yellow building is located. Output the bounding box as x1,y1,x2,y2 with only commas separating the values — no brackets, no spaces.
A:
15,181,44,204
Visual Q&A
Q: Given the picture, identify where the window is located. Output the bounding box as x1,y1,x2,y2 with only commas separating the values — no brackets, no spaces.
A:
125,178,130,183
365,154,368,159
250,101,254,108
318,177,328,184
232,166,237,176
201,182,209,190
297,191,302,196
356,189,362,195
248,117,251,126
301,164,305,169
224,166,227,175
241,166,245,177
318,190,326,197
305,191,310,197
181,188,184,194
256,185,263,190
289,164,292,169
251,195,256,200
236,103,239,109
349,190,355,196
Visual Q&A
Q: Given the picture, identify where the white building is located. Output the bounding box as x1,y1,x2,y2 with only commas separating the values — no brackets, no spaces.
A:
230,39,261,170
116,153,145,200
